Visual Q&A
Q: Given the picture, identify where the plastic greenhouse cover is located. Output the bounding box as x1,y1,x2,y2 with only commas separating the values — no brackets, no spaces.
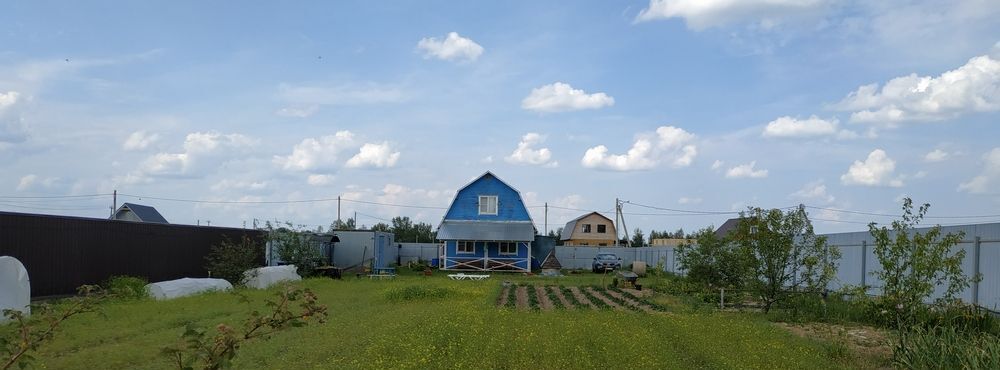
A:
243,265,301,289
0,256,30,321
145,277,232,300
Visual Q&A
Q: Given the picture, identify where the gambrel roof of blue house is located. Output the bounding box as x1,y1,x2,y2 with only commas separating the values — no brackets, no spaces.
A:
436,171,536,241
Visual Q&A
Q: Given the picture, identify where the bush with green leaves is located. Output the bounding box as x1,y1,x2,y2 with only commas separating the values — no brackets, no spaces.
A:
730,206,840,313
103,275,149,301
869,198,979,330
676,227,751,290
268,227,321,277
205,235,265,286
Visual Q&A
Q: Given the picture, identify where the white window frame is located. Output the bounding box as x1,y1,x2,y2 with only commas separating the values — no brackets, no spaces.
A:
498,241,517,256
478,195,498,215
457,240,475,254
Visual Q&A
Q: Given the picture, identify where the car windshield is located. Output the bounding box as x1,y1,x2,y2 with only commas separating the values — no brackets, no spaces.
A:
596,254,617,260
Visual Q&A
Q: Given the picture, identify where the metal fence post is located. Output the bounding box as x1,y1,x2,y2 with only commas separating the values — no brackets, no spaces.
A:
973,236,981,306
720,288,725,310
861,240,867,290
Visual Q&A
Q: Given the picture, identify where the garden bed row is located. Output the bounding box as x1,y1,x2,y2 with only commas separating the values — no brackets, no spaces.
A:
496,284,663,312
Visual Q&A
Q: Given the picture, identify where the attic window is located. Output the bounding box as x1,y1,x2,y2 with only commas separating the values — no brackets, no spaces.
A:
583,224,592,233
597,224,607,233
479,195,498,215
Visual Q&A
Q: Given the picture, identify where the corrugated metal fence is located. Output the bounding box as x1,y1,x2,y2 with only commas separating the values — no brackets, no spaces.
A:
555,245,681,273
0,211,265,297
398,243,440,265
557,222,1000,311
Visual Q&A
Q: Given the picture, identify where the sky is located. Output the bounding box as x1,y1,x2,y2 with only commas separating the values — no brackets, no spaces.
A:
1,0,999,235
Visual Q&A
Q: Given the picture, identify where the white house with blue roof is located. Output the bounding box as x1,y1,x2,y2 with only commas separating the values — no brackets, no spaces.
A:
436,172,535,272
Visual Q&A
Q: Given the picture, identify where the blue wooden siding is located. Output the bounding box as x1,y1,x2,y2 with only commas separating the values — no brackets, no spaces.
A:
443,174,531,222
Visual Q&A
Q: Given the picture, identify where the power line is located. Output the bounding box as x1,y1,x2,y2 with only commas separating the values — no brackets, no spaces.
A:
623,200,741,215
341,198,448,210
804,205,1000,219
118,193,341,204
0,202,107,211
0,193,111,199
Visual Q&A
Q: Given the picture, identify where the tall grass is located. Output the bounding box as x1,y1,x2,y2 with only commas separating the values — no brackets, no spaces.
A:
893,326,1000,369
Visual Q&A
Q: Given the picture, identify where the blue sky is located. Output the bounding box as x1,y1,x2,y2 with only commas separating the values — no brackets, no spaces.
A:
1,0,999,234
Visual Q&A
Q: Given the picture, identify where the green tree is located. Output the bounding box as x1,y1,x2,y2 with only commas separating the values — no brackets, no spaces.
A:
270,226,321,276
870,198,977,329
330,217,356,231
548,227,563,246
205,235,264,286
630,228,646,248
677,227,751,289
731,207,840,313
370,222,391,232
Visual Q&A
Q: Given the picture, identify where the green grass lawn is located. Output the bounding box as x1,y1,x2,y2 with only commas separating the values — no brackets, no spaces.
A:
27,272,866,369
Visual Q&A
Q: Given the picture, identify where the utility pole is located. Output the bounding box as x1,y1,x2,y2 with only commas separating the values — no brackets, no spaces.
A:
615,198,621,247
544,202,548,235
206,220,211,227
111,189,117,217
354,211,357,230
337,196,341,226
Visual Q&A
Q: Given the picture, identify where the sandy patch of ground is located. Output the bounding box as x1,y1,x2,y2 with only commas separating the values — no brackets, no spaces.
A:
536,286,554,310
515,286,529,310
497,286,510,307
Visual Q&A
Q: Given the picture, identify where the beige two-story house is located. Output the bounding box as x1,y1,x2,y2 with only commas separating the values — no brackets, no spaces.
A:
560,212,617,246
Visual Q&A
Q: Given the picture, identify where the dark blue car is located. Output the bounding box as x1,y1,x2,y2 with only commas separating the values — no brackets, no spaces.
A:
592,253,622,273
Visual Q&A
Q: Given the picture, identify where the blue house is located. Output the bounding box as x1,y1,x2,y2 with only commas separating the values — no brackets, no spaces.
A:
437,172,535,272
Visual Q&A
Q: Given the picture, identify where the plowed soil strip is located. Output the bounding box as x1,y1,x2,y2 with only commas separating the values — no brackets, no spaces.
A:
585,287,624,310
515,286,529,310
551,286,575,310
605,289,656,313
497,286,510,307
568,286,597,310
535,286,554,310
621,288,651,300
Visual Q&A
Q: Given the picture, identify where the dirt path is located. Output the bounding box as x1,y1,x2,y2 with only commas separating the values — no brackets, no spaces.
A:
551,287,575,310
585,287,624,310
567,286,597,310
604,289,656,313
497,286,510,307
515,286,529,310
535,286,554,310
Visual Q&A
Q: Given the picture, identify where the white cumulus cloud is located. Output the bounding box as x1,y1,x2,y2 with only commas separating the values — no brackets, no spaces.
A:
0,91,27,143
346,142,401,169
307,174,336,186
958,147,1000,194
505,133,557,167
416,32,484,62
582,126,697,171
634,0,832,30
122,131,160,151
840,149,903,187
791,180,835,203
924,149,949,162
835,55,1000,124
762,115,856,139
725,161,769,179
521,82,615,113
274,131,356,171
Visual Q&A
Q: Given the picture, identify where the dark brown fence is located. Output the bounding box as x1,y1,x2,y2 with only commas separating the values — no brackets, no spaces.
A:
0,211,265,297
